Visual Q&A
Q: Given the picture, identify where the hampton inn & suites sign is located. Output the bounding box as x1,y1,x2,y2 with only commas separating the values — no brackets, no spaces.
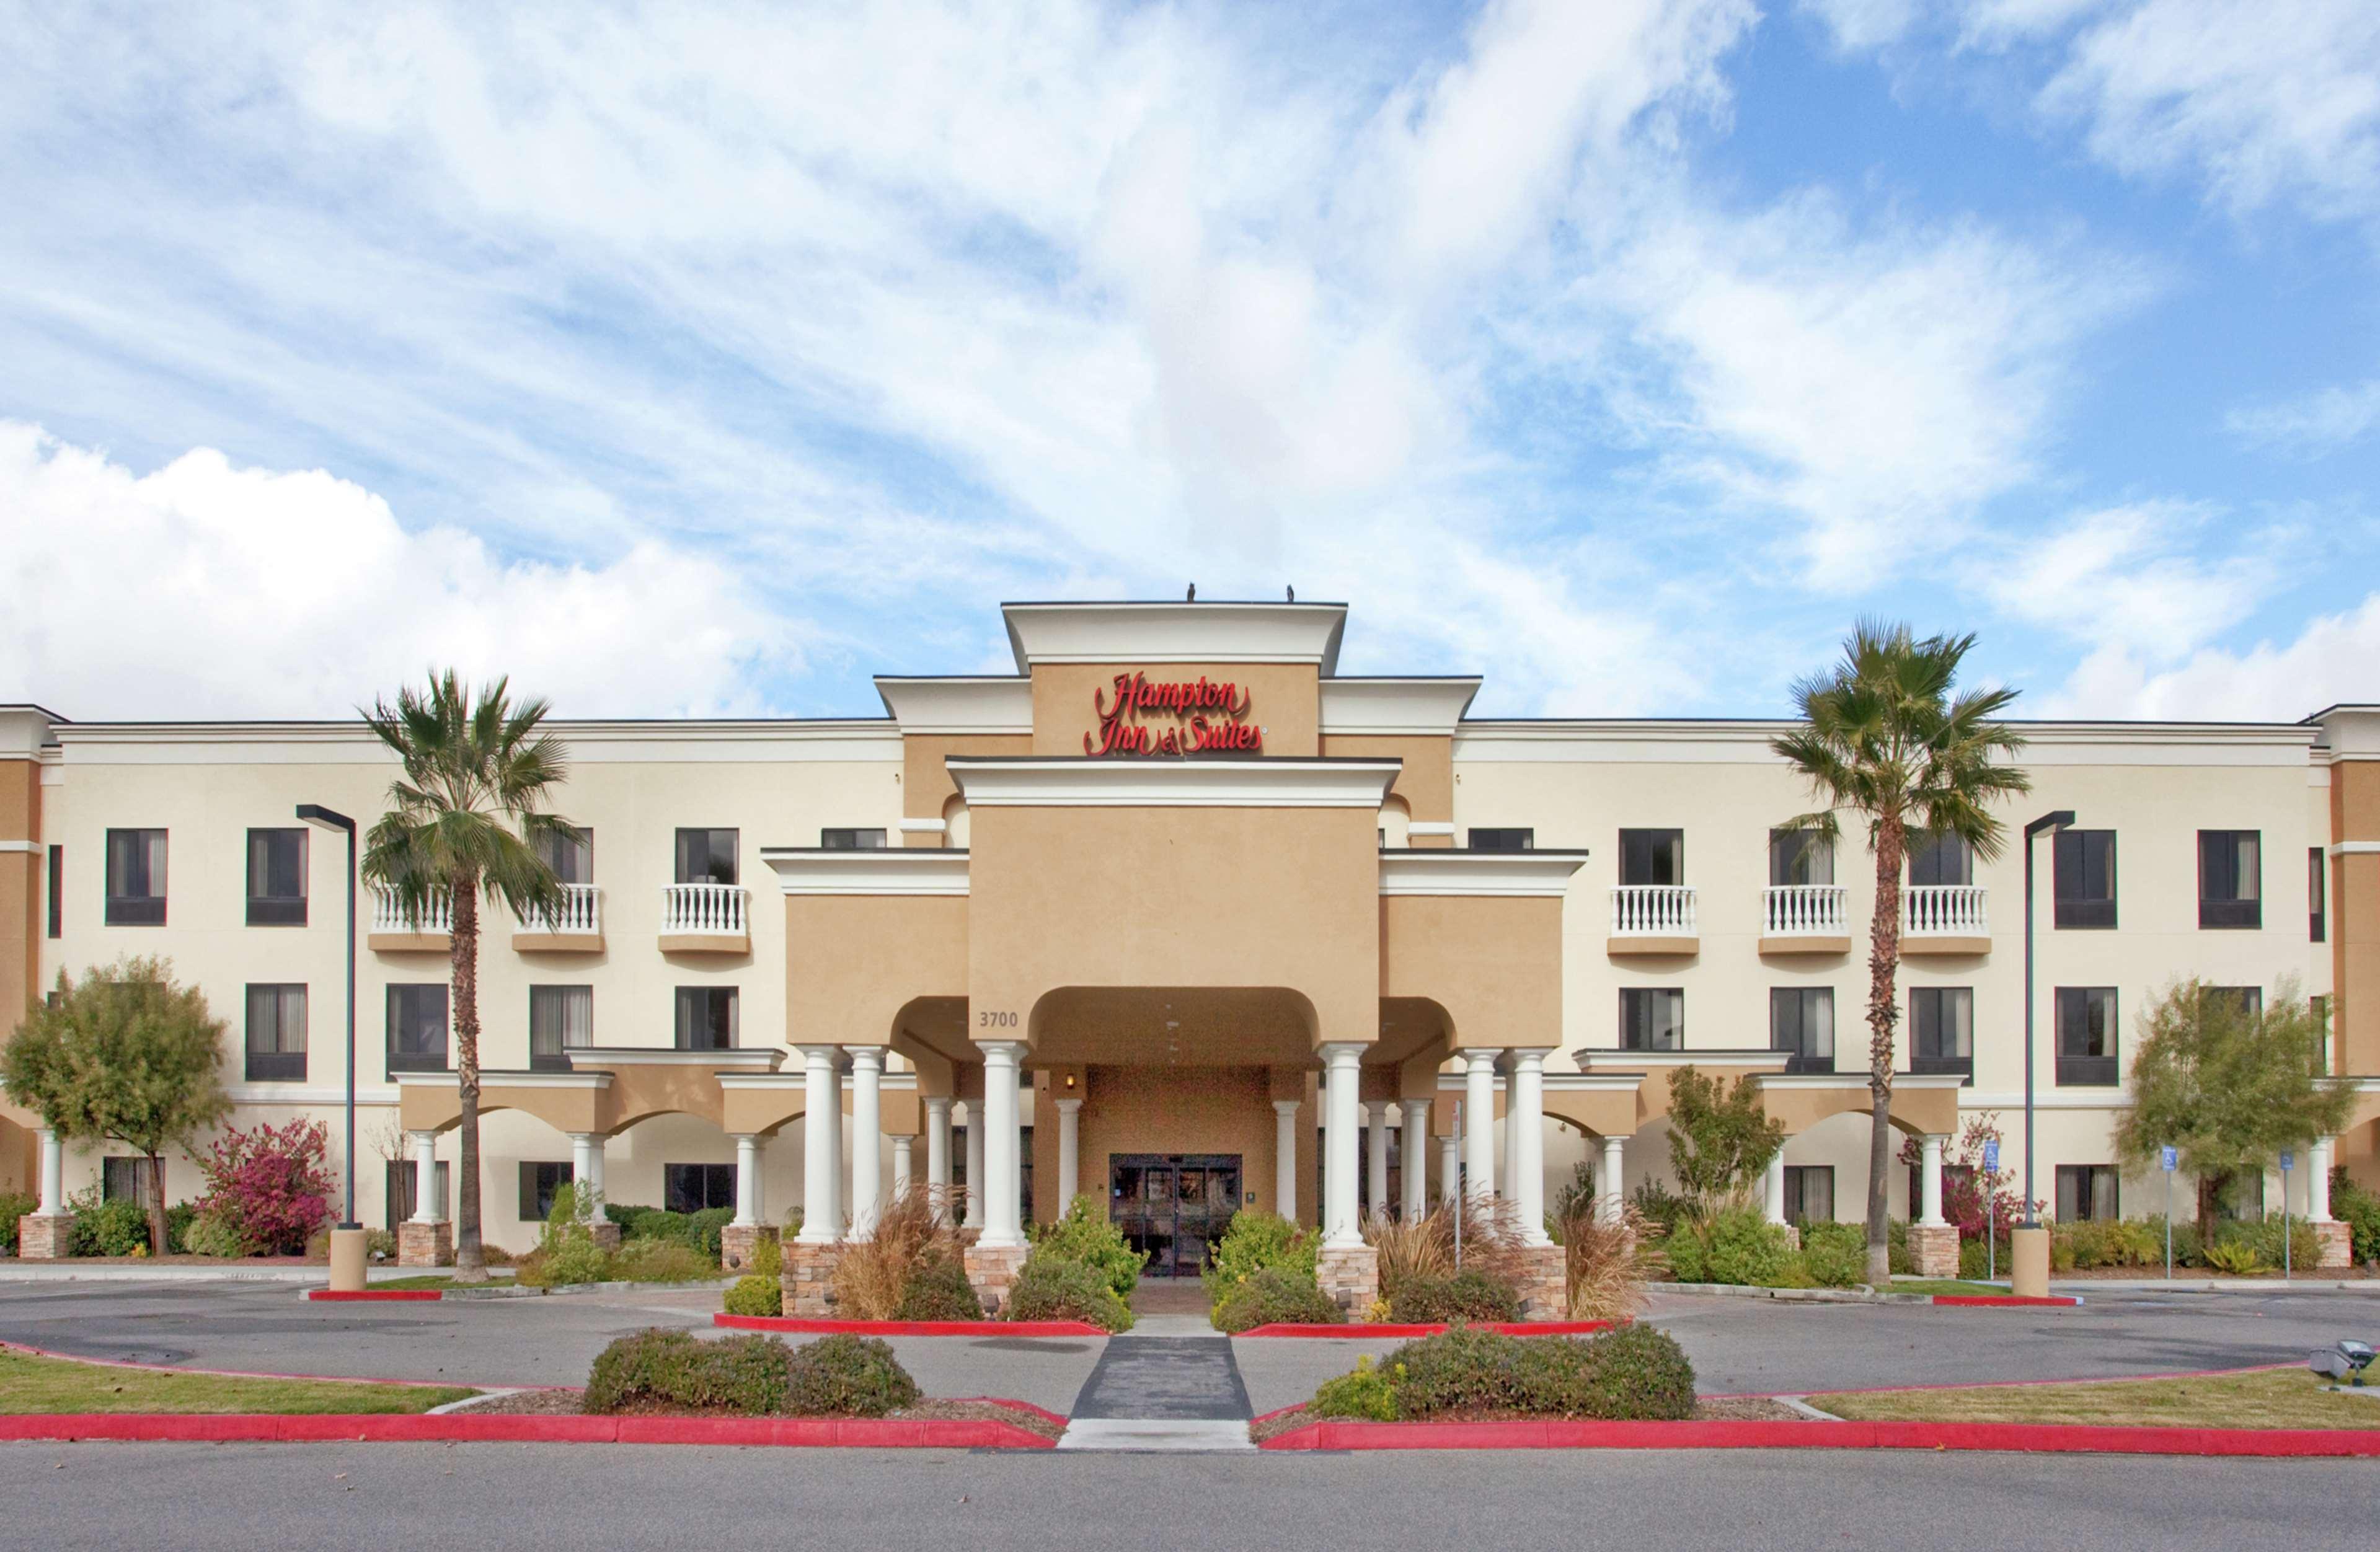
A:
1084,672,1264,756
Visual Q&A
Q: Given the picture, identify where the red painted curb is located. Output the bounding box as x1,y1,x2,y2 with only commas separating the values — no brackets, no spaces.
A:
712,1314,1106,1338
1933,1295,2084,1307
1239,1321,1622,1339
1257,1418,2380,1456
304,1290,444,1302
0,1410,1056,1449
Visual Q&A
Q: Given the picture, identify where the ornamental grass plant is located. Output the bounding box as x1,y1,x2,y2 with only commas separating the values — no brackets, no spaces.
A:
1558,1199,1665,1319
830,1183,969,1319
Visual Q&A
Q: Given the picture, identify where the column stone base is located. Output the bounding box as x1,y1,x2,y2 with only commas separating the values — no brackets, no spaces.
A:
1907,1224,1958,1279
963,1243,1029,1317
721,1224,778,1274
590,1222,622,1253
397,1222,453,1268
783,1240,848,1316
2313,1220,2353,1270
1316,1243,1380,1316
16,1215,71,1260
1510,1243,1567,1321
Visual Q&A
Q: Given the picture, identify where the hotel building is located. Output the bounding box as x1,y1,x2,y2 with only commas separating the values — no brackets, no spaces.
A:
2,599,2374,1294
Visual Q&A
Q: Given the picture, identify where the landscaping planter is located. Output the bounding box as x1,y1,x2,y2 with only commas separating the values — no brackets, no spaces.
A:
713,1313,1105,1338
1238,1320,1622,1338
1256,1416,2380,1457
0,1406,1059,1449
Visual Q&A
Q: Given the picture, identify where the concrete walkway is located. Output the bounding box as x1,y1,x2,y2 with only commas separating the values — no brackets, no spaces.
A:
1058,1331,1255,1452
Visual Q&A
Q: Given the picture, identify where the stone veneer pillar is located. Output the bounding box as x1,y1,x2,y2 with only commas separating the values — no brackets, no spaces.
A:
17,1128,71,1260
2311,1135,2353,1268
396,1129,451,1267
1908,1132,1958,1278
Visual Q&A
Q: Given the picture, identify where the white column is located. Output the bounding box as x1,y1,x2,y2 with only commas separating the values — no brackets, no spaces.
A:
732,1134,761,1226
1321,1042,1365,1248
2309,1137,2335,1222
1919,1134,1949,1227
36,1128,64,1219
1401,1100,1430,1221
1599,1135,1626,1225
1273,1100,1301,1221
1440,1131,1461,1207
891,1135,913,1200
847,1047,883,1239
1463,1049,1497,1202
1502,1056,1522,1205
1763,1152,1787,1225
1511,1049,1549,1245
796,1044,844,1243
569,1133,598,1213
1365,1102,1391,1220
978,1042,1026,1248
962,1100,986,1230
409,1131,440,1224
925,1096,953,1191
585,1136,604,1205
1054,1097,1082,1207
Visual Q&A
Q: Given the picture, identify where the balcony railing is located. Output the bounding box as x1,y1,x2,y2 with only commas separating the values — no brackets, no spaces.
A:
521,883,602,936
1903,884,1987,937
1611,885,1696,936
663,882,748,937
371,887,452,935
1763,884,1846,936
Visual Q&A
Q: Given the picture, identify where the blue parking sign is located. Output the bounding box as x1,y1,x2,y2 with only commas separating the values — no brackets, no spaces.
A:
2280,1150,2295,1172
2161,1145,2177,1172
1982,1139,2000,1173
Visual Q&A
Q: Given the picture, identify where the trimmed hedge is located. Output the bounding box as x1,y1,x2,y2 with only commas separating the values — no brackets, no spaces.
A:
1200,1212,1316,1303
1212,1266,1344,1333
1029,1195,1147,1299
1386,1268,1520,1325
1795,1221,1865,1289
1663,1206,1794,1287
723,1274,781,1317
1006,1253,1133,1331
582,1329,916,1416
893,1256,985,1321
1312,1323,1696,1422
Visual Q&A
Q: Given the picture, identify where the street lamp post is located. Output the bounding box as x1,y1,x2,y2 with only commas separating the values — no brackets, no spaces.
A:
2014,808,2075,1298
298,803,363,1291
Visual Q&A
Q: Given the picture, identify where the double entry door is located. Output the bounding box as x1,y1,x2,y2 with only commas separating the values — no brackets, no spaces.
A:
1110,1154,1242,1279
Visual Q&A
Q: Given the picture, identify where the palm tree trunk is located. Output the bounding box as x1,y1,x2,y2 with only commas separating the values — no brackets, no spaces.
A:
451,878,487,1283
1865,808,1906,1285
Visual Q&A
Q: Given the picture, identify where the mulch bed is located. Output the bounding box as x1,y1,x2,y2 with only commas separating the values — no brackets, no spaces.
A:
1249,1395,1803,1444
451,1390,1065,1440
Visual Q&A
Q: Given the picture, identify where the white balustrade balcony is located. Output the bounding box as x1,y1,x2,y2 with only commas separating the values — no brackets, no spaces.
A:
1762,884,1846,937
1609,884,1697,948
662,882,750,950
519,883,603,945
1903,884,1989,943
370,886,451,937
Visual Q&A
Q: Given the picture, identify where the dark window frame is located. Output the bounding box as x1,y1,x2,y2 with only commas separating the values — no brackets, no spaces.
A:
1769,986,1834,1073
673,828,740,886
663,1162,737,1214
2055,986,2119,1087
1783,1165,1834,1224
529,985,595,1072
1768,828,1833,888
1619,987,1684,1052
2196,829,2261,929
1466,827,1535,852
518,1160,573,1221
46,844,62,938
819,827,889,850
1908,832,1973,886
1910,986,1974,1080
386,984,450,1074
2051,829,2117,929
244,826,309,927
104,827,168,926
537,826,593,884
2056,1164,2120,1222
2310,845,2327,943
673,985,738,1051
244,983,308,1083
102,1155,162,1209
1617,828,1684,886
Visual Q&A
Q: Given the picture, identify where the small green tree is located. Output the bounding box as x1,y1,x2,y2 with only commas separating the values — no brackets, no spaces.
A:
2,958,232,1255
2116,978,2350,1246
1666,1065,1787,1209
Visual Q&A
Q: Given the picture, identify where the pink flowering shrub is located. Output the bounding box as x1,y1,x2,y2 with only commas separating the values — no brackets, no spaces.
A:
1899,1113,2041,1241
194,1119,336,1255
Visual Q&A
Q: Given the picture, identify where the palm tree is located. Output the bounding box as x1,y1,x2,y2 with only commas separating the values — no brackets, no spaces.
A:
363,672,577,1282
1772,623,2031,1285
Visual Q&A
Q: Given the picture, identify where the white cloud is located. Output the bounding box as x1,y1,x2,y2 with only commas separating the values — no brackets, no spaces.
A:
1797,0,1921,51
2045,589,2380,719
2226,378,2380,456
1976,500,2262,661
0,422,785,719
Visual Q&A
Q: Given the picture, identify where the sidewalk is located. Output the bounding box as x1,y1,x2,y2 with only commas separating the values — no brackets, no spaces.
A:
0,1262,480,1285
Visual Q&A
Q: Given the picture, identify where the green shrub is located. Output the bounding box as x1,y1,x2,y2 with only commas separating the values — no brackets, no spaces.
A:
1667,1206,1794,1287
1029,1194,1147,1298
1796,1222,1865,1288
611,1238,719,1284
1886,1219,1913,1276
603,1202,649,1228
581,1329,916,1418
2139,1215,2203,1268
619,1206,732,1260
748,1233,782,1283
2221,1215,2319,1271
1006,1253,1133,1331
723,1274,781,1317
364,1227,397,1261
893,1256,984,1320
1562,1323,1699,1421
179,1208,254,1258
520,1233,611,1287
1311,1354,1400,1421
163,1202,197,1254
1212,1266,1343,1333
1200,1212,1315,1304
2201,1237,2264,1275
1629,1180,1691,1237
782,1333,920,1418
0,1192,33,1253
1958,1234,2014,1281
1367,1323,1697,1421
67,1191,152,1257
1387,1268,1520,1324
2333,1170,2380,1264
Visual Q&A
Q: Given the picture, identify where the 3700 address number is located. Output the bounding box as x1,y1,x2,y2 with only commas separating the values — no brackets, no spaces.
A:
976,1010,1018,1029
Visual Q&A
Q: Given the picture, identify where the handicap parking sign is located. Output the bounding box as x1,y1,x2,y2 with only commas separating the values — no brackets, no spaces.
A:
2161,1145,2177,1172
2280,1149,2295,1171
1982,1139,2000,1172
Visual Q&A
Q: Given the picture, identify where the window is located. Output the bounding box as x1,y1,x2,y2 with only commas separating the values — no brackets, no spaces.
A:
2312,995,2332,1075
45,844,61,938
2205,984,2263,1020
104,828,167,925
665,1162,736,1214
536,825,593,884
244,984,307,1082
1619,987,1684,1051
1783,1166,1834,1224
820,827,888,849
1618,829,1684,886
1467,828,1535,852
245,827,308,926
103,1156,161,1209
1910,987,1973,1079
1769,987,1833,1073
674,828,738,886
1018,1124,1035,1224
2219,1172,2263,1220
529,985,594,1071
2055,987,2118,1086
2197,829,2260,928
1769,829,1833,887
518,1161,573,1221
2055,1165,2119,1222
2051,830,2116,929
1908,832,1971,886
674,987,738,1051
2310,846,2326,942
387,984,449,1074
384,1159,449,1232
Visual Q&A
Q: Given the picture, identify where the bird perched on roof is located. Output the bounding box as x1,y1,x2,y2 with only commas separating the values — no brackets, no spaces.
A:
1187,583,1196,601
1286,585,1294,602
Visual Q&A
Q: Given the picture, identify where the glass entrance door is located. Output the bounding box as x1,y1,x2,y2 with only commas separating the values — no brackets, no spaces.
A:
1110,1153,1242,1278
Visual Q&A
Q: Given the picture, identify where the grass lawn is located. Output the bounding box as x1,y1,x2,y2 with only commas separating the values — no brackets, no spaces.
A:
364,1273,515,1291
1888,1279,2019,1297
0,1350,476,1416
1810,1367,2380,1430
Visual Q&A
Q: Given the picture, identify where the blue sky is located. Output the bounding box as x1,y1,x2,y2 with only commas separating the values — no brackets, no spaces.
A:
2,0,2376,723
